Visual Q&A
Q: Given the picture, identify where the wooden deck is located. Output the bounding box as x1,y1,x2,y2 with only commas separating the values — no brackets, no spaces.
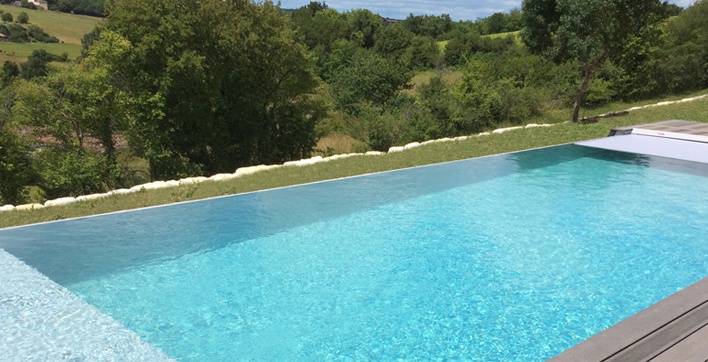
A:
551,278,708,361
610,119,708,138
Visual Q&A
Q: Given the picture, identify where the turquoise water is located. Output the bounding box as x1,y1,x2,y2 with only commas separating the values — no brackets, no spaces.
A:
2,145,708,361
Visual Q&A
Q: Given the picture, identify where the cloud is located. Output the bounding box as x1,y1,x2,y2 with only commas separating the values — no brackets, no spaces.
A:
277,0,698,21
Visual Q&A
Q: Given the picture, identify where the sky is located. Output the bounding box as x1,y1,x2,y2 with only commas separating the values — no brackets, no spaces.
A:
277,0,699,21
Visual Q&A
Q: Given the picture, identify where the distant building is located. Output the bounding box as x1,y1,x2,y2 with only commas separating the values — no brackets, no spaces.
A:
11,0,48,10
28,0,48,10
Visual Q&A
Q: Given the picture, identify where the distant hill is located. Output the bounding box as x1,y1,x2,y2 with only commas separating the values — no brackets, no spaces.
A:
0,4,101,63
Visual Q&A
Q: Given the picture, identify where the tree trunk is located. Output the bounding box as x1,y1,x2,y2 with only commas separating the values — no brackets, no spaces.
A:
572,51,610,123
572,69,594,123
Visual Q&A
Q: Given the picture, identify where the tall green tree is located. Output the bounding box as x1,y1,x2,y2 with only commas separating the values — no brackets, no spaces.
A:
0,85,31,205
521,0,665,122
90,0,320,179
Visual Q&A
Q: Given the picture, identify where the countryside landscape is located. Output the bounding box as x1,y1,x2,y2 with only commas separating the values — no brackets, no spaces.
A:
0,0,707,227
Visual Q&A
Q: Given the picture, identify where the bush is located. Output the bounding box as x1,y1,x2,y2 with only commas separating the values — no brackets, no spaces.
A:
18,12,29,24
27,25,59,43
1,12,12,23
33,147,108,199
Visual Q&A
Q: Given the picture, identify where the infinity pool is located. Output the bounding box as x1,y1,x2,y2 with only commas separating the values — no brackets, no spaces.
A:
1,145,707,361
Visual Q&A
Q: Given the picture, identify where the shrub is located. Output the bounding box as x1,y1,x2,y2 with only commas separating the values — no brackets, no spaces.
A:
33,146,108,199
18,12,29,24
1,12,12,23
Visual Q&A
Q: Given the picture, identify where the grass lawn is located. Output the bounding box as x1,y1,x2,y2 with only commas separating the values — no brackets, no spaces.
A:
1,94,706,229
0,4,101,62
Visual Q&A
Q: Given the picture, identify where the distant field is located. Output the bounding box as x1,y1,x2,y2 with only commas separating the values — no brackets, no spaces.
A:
404,69,464,96
0,4,101,62
483,30,522,44
0,42,81,63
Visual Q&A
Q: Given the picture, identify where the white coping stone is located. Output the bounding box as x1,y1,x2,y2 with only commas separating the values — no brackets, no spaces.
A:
165,180,180,187
141,181,169,190
403,142,421,150
44,197,77,208
235,165,272,176
179,176,209,185
0,205,15,212
325,153,363,161
525,123,540,128
435,137,454,143
16,203,44,211
365,151,385,156
284,156,325,167
209,173,239,181
627,106,643,111
492,126,523,134
388,146,405,153
454,136,468,141
478,132,491,136
130,184,147,191
111,188,134,195
75,193,110,202
420,140,437,145
0,250,173,361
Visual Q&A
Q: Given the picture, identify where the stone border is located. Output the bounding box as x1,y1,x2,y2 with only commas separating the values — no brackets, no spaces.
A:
2,93,706,213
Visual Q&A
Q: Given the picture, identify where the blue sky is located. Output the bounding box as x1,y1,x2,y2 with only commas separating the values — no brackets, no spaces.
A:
277,0,699,21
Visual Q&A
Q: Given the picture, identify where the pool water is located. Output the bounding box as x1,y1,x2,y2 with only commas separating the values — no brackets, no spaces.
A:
2,145,708,361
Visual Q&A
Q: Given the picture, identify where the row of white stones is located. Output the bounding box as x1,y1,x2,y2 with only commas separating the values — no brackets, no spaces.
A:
0,151,391,212
3,92,705,213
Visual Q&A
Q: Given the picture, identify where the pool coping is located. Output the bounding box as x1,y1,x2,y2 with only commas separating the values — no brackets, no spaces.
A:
550,278,708,361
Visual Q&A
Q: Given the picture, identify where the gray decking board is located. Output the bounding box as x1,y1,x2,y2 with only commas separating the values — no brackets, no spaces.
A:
652,324,708,362
551,278,708,362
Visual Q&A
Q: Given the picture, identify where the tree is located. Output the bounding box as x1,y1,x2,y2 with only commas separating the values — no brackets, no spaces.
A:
329,51,411,114
0,85,31,205
17,11,29,24
1,12,12,23
348,9,382,48
89,0,320,178
20,49,51,79
521,0,665,122
1,61,19,88
374,23,414,63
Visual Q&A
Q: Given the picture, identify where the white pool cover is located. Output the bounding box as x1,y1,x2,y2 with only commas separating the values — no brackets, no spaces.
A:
576,131,708,165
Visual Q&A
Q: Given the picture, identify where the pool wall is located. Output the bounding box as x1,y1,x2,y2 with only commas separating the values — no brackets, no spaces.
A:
0,249,172,361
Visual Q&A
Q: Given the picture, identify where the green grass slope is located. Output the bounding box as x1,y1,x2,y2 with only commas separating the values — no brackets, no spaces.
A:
0,4,101,63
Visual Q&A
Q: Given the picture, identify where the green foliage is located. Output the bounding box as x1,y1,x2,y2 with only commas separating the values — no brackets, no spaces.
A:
329,51,411,114
32,146,107,199
1,12,12,23
402,14,452,39
348,9,382,48
17,11,28,24
477,10,524,35
1,60,19,88
521,0,667,122
92,0,321,178
54,0,105,17
444,28,482,66
0,87,31,205
19,0,36,10
0,22,59,43
402,36,441,70
19,49,52,79
27,24,59,43
374,23,413,63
